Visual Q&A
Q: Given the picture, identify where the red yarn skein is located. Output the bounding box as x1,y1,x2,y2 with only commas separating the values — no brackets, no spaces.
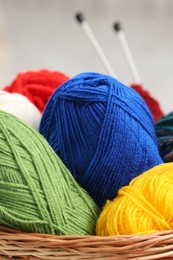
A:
131,84,164,122
4,69,70,112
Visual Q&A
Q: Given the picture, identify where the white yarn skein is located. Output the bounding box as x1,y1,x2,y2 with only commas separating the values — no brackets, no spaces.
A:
0,90,41,129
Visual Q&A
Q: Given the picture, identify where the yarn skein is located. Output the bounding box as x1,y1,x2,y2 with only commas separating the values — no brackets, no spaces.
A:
96,162,173,236
130,83,164,122
0,90,41,129
0,110,99,235
155,112,173,162
3,69,69,112
39,72,163,207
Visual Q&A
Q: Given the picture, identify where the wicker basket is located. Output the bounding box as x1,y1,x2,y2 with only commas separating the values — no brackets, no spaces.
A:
1,226,173,259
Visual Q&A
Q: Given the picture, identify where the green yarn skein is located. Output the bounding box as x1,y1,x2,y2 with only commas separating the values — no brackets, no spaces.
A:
155,112,173,131
0,111,99,235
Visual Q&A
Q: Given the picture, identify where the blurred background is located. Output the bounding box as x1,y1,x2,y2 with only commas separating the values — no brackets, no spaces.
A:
0,0,173,114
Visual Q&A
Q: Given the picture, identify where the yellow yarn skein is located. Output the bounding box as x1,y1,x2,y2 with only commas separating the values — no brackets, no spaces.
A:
96,163,173,236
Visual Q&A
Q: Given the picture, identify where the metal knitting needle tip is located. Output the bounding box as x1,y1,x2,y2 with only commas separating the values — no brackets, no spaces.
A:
75,12,117,78
113,21,141,84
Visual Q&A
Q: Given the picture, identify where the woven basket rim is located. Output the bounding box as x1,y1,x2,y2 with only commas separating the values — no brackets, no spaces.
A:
1,226,173,259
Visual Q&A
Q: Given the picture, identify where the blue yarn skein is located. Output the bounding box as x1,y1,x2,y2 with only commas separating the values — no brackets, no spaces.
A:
39,72,163,207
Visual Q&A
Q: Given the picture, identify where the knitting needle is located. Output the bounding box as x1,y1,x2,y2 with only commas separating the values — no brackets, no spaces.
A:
113,22,141,84
75,12,117,78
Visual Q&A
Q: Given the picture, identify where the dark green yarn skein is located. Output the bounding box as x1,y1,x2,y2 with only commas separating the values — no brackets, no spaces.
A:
0,110,99,235
155,112,173,162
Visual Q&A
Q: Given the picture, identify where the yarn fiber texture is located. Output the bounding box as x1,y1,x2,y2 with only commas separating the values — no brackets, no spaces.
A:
130,83,164,122
0,110,99,235
3,69,69,112
96,162,173,236
0,90,41,129
155,112,173,162
39,72,163,207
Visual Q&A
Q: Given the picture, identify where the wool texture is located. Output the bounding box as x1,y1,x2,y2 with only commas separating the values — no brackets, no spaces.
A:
0,110,99,235
39,72,163,207
96,162,173,236
130,84,164,122
3,69,69,112
155,112,173,162
0,90,41,129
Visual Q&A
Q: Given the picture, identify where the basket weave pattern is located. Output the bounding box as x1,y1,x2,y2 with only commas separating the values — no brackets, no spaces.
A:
1,227,173,259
